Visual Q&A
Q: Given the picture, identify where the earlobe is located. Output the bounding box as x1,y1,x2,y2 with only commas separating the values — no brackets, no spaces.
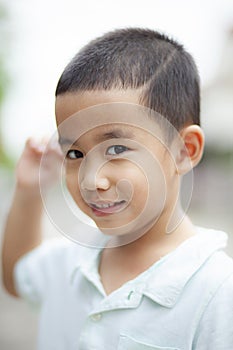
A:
176,125,205,175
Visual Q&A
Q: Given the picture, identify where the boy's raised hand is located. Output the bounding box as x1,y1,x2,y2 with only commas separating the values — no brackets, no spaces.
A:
2,137,64,296
16,137,63,195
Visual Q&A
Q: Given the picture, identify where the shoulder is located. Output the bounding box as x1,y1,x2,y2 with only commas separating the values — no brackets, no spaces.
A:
15,238,94,272
14,238,97,304
209,252,233,297
182,245,233,311
201,249,233,284
192,260,233,348
192,227,233,286
14,238,97,288
197,250,233,306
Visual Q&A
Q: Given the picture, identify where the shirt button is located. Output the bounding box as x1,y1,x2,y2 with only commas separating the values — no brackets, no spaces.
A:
91,313,102,321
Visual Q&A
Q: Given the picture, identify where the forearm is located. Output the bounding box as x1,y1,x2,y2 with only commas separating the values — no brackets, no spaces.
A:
1,187,43,296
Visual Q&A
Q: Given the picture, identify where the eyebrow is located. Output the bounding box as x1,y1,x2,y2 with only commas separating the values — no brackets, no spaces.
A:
96,128,134,141
58,127,135,146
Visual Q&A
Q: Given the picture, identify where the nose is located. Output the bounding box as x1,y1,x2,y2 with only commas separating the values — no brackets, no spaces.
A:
80,175,110,191
79,157,111,191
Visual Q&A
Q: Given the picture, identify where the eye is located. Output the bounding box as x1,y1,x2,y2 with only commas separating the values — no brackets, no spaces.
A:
66,149,83,159
106,145,129,155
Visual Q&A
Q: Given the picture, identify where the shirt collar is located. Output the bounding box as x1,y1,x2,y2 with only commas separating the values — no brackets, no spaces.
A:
70,227,228,308
141,227,228,307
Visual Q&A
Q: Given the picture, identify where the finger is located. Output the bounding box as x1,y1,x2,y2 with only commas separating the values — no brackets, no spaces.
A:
26,137,47,154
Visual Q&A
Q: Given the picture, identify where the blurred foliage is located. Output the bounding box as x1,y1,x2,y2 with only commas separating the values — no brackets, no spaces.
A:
0,2,13,169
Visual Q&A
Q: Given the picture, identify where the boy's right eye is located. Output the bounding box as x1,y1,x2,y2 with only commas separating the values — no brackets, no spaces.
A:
66,150,84,159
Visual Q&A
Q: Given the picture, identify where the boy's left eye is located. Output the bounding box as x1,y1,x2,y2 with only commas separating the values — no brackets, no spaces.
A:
106,145,129,155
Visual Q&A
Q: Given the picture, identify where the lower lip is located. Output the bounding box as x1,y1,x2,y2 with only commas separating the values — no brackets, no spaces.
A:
90,201,126,217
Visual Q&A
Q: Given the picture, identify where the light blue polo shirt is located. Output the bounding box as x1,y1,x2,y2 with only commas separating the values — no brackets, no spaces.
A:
14,227,233,349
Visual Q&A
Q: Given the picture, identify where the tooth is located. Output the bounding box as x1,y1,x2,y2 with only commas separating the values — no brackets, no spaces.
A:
91,201,124,209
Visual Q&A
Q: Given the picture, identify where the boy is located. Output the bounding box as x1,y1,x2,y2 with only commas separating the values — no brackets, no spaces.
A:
2,28,233,349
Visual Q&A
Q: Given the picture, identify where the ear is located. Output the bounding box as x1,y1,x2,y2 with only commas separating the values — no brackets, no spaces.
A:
175,125,205,175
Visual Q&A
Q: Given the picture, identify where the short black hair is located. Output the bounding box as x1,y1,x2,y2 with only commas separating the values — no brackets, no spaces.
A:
55,28,200,130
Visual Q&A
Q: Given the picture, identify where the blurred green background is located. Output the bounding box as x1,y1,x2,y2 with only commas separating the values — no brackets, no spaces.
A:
0,3,11,168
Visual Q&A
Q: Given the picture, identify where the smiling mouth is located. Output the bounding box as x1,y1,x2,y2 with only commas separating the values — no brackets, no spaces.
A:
88,200,127,216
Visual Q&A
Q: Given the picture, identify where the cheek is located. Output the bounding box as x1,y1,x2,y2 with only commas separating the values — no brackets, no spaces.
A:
122,167,149,209
135,160,167,210
66,175,75,196
65,172,82,202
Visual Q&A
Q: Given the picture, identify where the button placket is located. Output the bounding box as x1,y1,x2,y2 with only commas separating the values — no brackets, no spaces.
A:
90,313,102,322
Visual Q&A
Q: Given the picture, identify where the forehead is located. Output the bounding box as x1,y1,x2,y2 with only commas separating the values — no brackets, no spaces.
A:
58,123,147,148
55,90,173,148
57,117,166,152
55,90,141,124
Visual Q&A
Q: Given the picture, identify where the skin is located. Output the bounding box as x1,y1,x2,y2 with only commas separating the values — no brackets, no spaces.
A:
56,90,205,295
1,138,63,296
2,89,204,297
56,92,174,235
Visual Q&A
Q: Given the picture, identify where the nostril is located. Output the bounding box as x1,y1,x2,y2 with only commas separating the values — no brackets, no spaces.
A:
96,178,110,190
80,176,110,191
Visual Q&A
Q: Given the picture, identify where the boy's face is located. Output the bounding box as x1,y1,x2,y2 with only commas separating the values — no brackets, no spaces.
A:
55,90,179,240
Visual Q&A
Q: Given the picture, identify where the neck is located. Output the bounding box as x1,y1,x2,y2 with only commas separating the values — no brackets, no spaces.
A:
108,209,196,259
99,213,197,296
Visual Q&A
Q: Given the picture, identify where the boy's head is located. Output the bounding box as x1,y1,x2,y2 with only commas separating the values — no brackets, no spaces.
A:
54,28,204,242
55,27,200,131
